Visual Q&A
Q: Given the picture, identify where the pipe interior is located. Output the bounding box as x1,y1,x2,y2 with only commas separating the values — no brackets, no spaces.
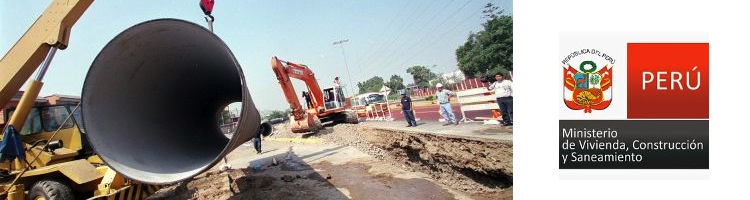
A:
82,19,245,183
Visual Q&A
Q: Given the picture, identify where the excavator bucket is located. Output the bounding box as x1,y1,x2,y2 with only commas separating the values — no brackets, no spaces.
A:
290,113,322,133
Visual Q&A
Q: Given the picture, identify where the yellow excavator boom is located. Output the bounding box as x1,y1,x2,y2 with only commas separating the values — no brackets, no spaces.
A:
0,0,93,108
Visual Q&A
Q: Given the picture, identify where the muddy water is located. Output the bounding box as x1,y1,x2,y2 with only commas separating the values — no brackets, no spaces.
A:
314,161,455,200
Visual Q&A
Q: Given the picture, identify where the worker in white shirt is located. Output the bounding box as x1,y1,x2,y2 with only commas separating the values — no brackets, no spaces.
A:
435,83,458,126
488,73,513,126
334,77,342,107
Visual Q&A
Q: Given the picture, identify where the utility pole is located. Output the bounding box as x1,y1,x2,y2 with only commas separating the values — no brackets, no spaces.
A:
333,39,354,96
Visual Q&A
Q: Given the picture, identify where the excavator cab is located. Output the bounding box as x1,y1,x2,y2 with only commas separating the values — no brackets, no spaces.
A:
322,87,346,110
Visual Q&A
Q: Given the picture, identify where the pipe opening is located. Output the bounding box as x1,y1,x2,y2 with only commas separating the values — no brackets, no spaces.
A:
82,19,259,184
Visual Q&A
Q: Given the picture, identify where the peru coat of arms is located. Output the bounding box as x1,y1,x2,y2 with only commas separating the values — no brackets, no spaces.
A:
562,49,613,113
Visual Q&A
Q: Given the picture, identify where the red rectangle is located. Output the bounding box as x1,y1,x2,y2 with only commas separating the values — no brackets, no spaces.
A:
627,43,709,119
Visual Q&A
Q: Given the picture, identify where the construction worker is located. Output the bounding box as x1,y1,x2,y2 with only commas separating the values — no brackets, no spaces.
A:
41,111,60,131
302,91,312,109
488,73,513,126
333,77,342,107
401,90,417,127
252,131,263,154
435,83,458,126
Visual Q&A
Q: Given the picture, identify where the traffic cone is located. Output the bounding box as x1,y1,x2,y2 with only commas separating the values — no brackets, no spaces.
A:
492,109,502,120
484,109,502,125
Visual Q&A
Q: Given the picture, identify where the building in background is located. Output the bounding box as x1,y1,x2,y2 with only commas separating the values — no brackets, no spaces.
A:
1,92,81,127
427,69,466,89
45,94,82,105
440,70,466,84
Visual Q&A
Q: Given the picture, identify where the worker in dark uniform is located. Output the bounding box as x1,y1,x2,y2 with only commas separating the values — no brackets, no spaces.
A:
302,91,312,109
252,131,263,154
400,90,417,127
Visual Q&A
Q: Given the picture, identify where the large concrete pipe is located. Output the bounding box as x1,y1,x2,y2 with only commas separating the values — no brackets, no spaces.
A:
82,19,261,184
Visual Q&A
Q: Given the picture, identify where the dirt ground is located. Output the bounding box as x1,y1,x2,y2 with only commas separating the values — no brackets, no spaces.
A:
147,122,512,200
314,123,513,199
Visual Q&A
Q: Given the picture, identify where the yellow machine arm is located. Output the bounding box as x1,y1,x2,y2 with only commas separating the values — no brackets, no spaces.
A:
0,0,93,129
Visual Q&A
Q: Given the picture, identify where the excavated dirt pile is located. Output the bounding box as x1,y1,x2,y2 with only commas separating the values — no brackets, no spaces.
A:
149,122,512,199
361,126,513,198
292,123,513,199
148,168,343,200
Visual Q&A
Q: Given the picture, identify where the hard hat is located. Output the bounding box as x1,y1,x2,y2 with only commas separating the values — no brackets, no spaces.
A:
436,83,443,88
400,90,407,95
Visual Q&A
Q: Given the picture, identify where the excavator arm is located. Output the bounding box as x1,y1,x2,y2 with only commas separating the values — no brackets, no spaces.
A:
0,0,94,108
0,0,94,131
271,57,325,110
271,56,323,132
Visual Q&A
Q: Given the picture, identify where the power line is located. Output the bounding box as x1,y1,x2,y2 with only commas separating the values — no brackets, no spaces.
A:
355,0,437,74
354,0,497,91
352,0,424,69
367,0,459,73
360,0,441,69
353,0,414,76
360,0,483,81
392,5,487,74
371,0,474,75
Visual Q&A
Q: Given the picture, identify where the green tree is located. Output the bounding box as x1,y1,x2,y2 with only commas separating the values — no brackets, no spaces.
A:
456,3,512,78
357,76,385,93
386,74,405,91
406,66,437,88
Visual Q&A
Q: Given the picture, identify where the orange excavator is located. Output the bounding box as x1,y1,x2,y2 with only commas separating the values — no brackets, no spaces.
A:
271,56,358,133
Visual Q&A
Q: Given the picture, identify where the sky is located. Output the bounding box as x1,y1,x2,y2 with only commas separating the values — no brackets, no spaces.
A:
1,0,512,113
